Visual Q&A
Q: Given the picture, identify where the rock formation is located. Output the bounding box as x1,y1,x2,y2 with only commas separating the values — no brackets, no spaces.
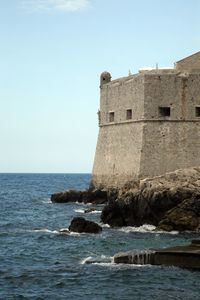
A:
101,167,200,231
51,189,107,204
51,167,200,232
68,217,102,234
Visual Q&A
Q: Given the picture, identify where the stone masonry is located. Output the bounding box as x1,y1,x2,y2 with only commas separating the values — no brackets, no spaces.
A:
91,52,200,189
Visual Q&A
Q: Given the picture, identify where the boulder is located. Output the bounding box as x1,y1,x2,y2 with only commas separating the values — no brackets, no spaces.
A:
51,190,82,203
157,194,200,231
68,217,102,234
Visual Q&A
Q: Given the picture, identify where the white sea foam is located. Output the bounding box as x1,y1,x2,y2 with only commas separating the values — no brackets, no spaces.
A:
74,208,85,213
91,262,151,268
28,228,84,236
92,262,115,267
90,210,101,214
155,229,179,235
80,255,153,268
28,228,59,234
59,228,70,234
41,198,52,204
80,256,93,264
118,224,179,235
118,224,156,233
80,255,113,265
75,208,102,214
102,224,110,228
75,201,93,206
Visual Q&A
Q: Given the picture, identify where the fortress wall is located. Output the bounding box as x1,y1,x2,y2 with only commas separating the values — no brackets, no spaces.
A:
91,122,144,188
100,74,145,125
144,73,200,120
92,52,200,188
144,74,179,119
140,72,200,178
186,74,200,118
139,121,200,178
176,52,200,71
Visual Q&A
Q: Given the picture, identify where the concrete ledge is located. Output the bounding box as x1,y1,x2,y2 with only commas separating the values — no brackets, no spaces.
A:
114,240,200,269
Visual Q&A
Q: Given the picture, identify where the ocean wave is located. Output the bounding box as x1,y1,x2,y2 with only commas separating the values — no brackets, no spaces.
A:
118,224,156,233
91,262,152,268
117,225,179,235
28,228,59,234
80,255,153,268
80,255,113,265
80,256,94,264
74,208,102,214
27,228,99,237
41,198,52,204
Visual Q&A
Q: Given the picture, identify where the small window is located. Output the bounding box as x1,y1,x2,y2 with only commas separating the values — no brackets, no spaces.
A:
126,109,132,120
196,107,200,117
109,112,115,122
159,107,170,117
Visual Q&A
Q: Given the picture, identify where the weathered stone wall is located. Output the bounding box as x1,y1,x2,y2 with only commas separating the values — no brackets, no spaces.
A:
139,72,200,178
144,72,200,120
176,52,200,71
92,74,145,188
99,74,145,125
92,122,144,188
139,121,200,178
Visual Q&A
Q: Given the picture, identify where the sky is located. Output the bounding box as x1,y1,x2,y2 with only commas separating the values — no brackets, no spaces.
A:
0,0,199,173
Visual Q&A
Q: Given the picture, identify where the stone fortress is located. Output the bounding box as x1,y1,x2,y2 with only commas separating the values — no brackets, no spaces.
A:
91,51,200,188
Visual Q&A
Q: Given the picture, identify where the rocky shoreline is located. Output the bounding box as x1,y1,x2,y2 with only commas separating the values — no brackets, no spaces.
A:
51,167,200,232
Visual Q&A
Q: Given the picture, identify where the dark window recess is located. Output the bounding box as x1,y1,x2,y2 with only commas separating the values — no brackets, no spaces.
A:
109,112,115,122
159,107,170,117
196,107,200,117
126,109,132,120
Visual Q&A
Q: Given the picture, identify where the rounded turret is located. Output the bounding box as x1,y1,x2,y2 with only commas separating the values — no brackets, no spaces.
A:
100,71,111,88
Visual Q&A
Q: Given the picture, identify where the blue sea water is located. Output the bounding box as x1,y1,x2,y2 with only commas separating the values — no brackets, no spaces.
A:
0,173,200,300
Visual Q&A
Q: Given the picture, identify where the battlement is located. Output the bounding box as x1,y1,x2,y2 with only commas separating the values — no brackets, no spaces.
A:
92,52,200,188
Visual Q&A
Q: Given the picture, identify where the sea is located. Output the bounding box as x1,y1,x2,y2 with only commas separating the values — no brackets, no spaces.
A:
0,173,200,300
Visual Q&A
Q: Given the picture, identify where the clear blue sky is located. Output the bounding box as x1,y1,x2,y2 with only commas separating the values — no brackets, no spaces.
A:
0,0,199,173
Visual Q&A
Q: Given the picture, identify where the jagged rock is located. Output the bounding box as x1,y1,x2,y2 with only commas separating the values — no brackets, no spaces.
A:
101,167,200,229
51,188,107,204
101,200,126,227
82,189,107,204
84,208,97,213
157,194,200,231
68,217,102,234
51,190,82,203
